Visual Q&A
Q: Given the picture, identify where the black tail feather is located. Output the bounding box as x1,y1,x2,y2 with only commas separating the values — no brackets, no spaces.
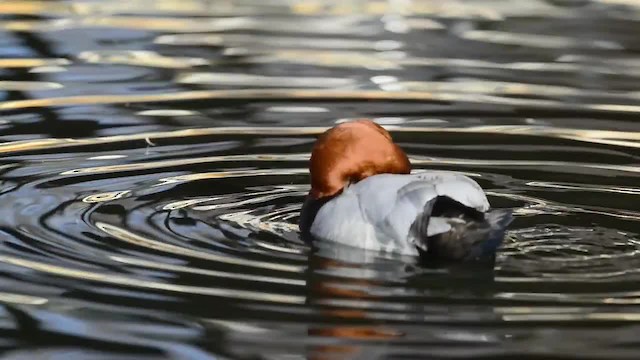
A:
411,196,513,261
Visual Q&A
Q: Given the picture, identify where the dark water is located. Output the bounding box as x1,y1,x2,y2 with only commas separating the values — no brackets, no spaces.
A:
0,0,639,359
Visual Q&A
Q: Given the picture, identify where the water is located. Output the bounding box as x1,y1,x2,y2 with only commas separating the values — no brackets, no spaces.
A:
0,0,639,358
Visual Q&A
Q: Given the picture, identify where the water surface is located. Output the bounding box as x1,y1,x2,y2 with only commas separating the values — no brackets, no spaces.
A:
0,0,639,359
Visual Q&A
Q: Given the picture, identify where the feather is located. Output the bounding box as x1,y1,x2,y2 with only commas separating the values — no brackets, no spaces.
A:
308,172,511,259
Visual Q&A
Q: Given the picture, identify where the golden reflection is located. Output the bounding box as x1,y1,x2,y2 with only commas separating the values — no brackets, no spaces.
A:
78,50,208,69
0,1,63,15
70,0,238,16
1,16,250,32
402,57,617,74
0,138,75,154
306,256,403,360
288,0,532,19
71,162,307,184
493,189,640,221
3,88,640,128
526,181,640,195
0,127,323,155
162,197,221,210
82,190,130,203
87,155,127,160
265,106,329,113
155,33,403,51
290,2,323,15
0,89,449,110
0,254,305,304
111,256,306,286
156,169,308,186
0,0,297,25
0,81,62,91
61,155,306,176
0,124,637,158
95,222,304,273
499,312,640,321
253,50,403,69
410,157,640,172
29,65,67,73
0,58,69,68
177,72,354,88
106,16,247,32
461,30,622,50
388,80,581,97
0,291,48,305
0,0,571,20
137,109,198,116
89,16,251,32
163,187,301,212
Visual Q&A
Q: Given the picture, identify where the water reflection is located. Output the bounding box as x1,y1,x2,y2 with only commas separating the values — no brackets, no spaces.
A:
0,0,639,358
304,244,501,359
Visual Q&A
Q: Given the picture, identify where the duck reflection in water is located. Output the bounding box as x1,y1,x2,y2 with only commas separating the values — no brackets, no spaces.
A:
304,242,500,360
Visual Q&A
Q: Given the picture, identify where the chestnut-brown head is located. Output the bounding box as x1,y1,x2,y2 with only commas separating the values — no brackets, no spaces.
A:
308,119,411,199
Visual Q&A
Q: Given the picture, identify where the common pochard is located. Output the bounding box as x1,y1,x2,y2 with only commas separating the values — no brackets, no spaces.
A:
299,119,512,261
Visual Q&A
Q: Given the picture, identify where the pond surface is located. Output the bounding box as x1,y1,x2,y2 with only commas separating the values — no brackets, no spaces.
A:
0,0,639,358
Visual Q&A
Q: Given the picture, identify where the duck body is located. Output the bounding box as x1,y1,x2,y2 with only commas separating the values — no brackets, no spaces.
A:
300,172,512,260
299,119,512,261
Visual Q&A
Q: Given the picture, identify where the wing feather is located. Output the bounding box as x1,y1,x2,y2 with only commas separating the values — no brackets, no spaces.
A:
310,172,493,256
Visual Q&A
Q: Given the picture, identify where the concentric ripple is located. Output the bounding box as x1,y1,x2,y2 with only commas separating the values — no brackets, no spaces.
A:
0,0,640,359
0,123,636,358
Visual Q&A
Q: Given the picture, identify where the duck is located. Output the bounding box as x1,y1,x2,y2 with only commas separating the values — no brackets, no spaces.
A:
298,119,513,261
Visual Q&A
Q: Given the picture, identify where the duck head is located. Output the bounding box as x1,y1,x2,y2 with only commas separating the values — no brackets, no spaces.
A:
308,119,411,199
